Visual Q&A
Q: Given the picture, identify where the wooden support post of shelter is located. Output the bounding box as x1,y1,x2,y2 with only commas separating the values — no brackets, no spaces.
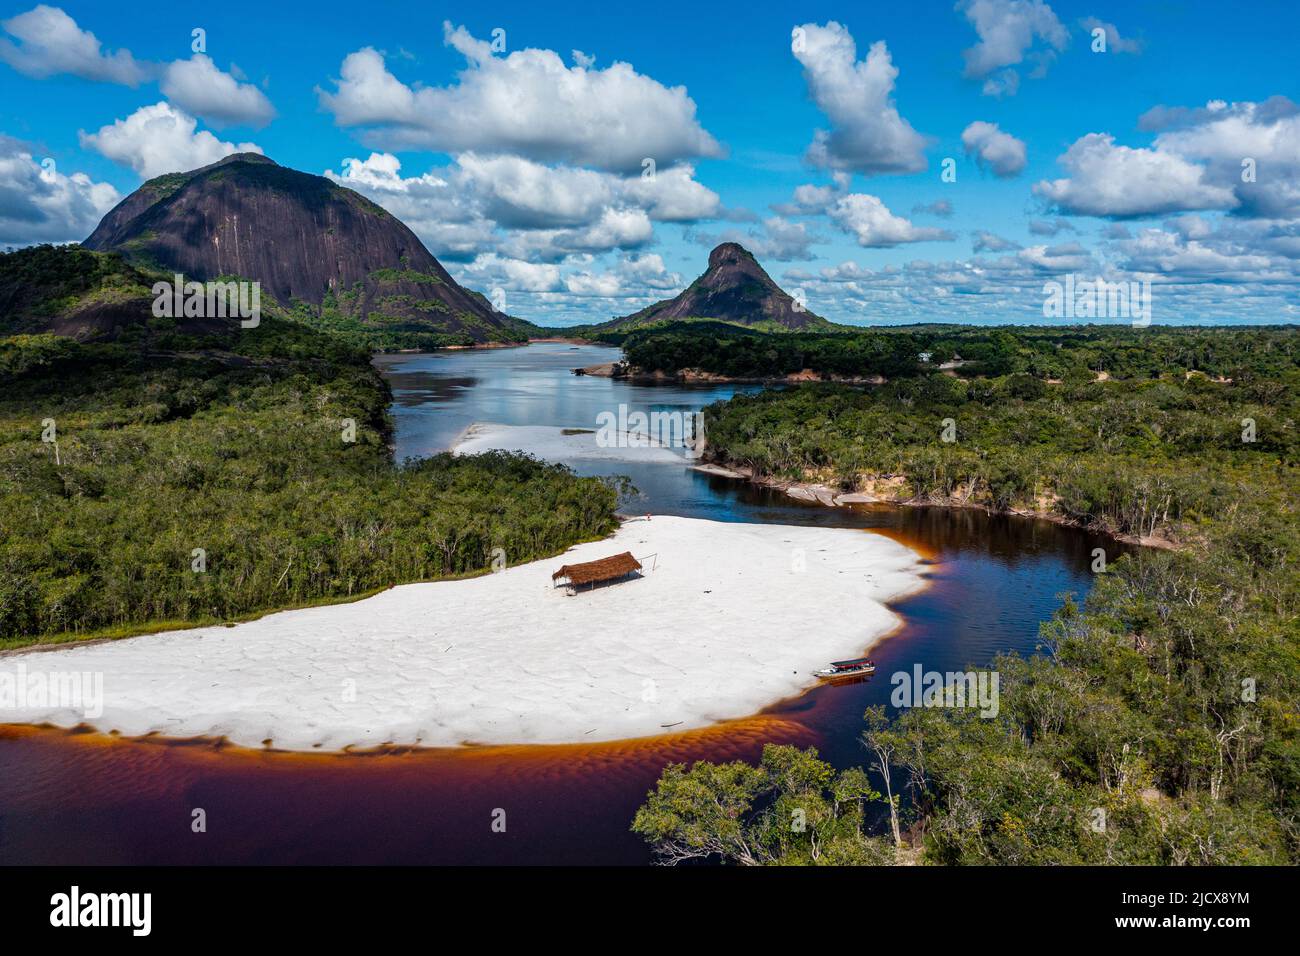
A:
552,552,644,593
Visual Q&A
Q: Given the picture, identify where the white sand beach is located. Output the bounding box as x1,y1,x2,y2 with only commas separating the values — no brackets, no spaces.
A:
1,517,925,751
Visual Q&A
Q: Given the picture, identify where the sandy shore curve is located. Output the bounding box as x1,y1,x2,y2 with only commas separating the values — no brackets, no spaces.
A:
1,516,925,751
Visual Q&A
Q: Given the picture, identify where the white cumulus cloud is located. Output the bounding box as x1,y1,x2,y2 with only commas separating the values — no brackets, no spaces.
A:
327,150,718,261
317,23,722,172
1032,132,1237,218
958,0,1068,96
829,193,953,247
0,5,147,85
1151,98,1300,219
791,21,929,175
1116,228,1291,282
961,121,1027,177
79,102,262,179
459,253,562,293
0,137,120,244
161,54,276,128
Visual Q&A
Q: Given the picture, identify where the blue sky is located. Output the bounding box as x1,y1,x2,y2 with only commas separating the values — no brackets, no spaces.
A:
2,0,1298,325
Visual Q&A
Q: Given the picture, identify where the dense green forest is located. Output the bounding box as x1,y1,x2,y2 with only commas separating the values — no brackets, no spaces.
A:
556,312,837,341
0,248,618,647
634,334,1300,864
615,321,1300,382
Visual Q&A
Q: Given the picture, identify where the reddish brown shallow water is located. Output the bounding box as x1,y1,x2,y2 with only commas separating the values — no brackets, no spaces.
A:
0,503,1121,865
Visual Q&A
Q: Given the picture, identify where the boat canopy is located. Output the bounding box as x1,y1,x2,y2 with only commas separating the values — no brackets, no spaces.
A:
829,657,874,669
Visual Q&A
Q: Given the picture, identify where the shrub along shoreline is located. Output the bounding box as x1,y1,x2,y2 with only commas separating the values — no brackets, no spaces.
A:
693,457,1180,550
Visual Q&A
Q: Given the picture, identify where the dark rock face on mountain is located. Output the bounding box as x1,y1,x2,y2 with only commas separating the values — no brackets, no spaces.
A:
84,154,533,346
602,242,832,332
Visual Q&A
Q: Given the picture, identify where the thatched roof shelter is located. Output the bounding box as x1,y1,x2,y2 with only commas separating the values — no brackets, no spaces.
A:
552,552,643,589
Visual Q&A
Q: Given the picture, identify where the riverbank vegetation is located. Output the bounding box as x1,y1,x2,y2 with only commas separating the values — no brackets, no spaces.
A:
0,250,618,647
615,321,1298,382
635,328,1300,864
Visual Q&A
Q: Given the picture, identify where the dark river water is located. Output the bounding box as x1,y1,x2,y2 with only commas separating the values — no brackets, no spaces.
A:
0,343,1120,865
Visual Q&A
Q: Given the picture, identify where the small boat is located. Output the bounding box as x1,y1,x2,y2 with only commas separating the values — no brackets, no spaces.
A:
814,657,876,679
